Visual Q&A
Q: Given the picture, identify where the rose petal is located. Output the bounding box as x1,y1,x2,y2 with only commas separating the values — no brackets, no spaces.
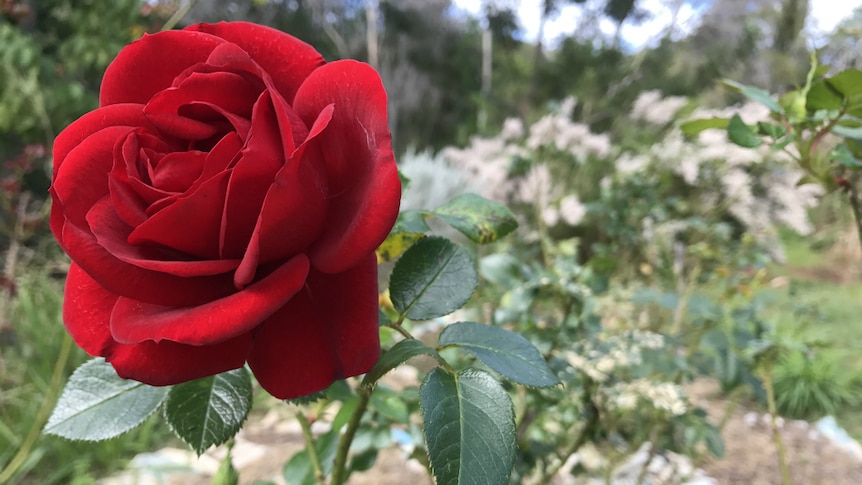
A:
200,131,244,181
89,198,240,277
51,125,134,243
100,30,226,106
63,262,120,357
108,335,253,386
232,105,332,287
128,170,231,259
292,60,401,273
143,110,220,140
61,220,236,307
64,263,253,386
144,70,260,141
219,91,289,260
151,151,208,193
53,104,149,178
247,253,380,399
110,254,310,345
147,71,260,119
187,22,324,104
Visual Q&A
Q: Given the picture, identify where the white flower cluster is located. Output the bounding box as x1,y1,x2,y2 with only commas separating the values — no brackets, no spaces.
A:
564,330,665,383
525,97,612,159
443,97,611,206
602,379,689,416
631,90,689,126
615,97,823,260
442,136,521,203
541,193,587,227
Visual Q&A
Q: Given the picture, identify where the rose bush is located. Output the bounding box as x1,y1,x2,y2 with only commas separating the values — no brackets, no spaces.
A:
49,21,401,399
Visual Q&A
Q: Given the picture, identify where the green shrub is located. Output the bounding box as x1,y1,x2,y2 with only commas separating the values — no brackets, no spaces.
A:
773,350,862,420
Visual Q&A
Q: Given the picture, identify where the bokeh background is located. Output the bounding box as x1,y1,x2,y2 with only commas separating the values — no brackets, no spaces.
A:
2,1,862,484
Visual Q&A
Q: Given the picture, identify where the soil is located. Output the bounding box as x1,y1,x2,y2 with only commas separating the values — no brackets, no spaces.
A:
689,379,862,485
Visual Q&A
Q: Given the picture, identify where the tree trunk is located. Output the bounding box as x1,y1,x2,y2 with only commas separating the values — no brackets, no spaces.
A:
528,3,548,108
478,26,492,131
366,0,379,69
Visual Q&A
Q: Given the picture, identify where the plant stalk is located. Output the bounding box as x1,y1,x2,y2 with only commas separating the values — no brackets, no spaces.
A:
330,386,371,485
759,366,791,485
296,411,325,484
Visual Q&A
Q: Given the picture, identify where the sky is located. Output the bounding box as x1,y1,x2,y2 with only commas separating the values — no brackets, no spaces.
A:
451,0,862,50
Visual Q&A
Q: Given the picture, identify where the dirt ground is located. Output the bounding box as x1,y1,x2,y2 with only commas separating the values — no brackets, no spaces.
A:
690,379,862,485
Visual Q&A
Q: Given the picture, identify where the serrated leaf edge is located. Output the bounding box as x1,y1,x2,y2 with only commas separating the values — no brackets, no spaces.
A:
164,369,252,455
439,323,561,388
44,358,169,441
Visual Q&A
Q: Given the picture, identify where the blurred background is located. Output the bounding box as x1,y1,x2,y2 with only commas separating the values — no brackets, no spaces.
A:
2,1,862,484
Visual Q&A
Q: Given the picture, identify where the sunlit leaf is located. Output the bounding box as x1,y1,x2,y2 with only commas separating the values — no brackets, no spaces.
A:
723,79,782,112
680,117,729,136
432,193,518,244
44,358,168,441
727,114,762,148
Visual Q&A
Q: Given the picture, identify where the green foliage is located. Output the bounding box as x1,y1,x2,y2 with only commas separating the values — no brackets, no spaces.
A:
0,273,173,484
361,339,440,387
282,430,339,485
438,321,559,388
773,350,862,419
0,0,150,157
44,358,169,441
164,368,253,455
432,193,518,244
389,236,478,320
420,368,516,485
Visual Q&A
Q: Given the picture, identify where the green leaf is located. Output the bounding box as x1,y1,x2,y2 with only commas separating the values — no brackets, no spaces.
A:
756,121,787,139
371,387,410,423
331,396,360,432
399,169,411,192
833,124,862,140
362,339,440,387
704,426,725,458
432,193,518,244
420,368,516,485
393,210,431,234
376,232,424,263
479,253,526,289
282,430,339,485
438,322,559,388
726,114,762,148
284,389,327,406
723,79,782,113
164,368,252,455
283,450,315,485
827,69,862,97
349,449,379,473
680,117,729,136
213,451,240,485
44,358,168,441
807,81,844,111
832,144,862,169
389,236,478,320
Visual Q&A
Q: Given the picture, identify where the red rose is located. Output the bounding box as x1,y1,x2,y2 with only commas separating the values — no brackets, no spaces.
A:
49,22,401,399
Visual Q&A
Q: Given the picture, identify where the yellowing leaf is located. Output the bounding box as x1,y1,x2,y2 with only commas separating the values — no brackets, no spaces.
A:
376,232,424,263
